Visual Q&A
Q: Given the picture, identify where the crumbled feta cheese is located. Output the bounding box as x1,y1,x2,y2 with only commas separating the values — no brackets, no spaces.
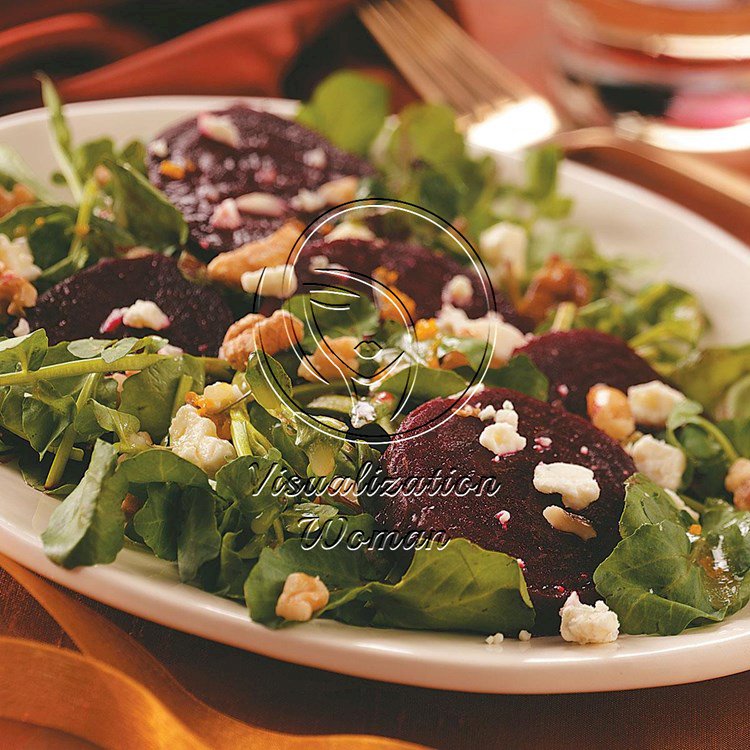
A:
100,307,126,334
0,235,41,281
559,592,619,644
197,112,241,148
308,255,331,270
325,222,375,242
158,344,183,356
518,630,532,642
479,422,527,456
478,404,497,421
494,403,519,429
318,176,359,205
495,509,511,526
436,305,525,367
441,275,473,307
533,462,600,511
169,404,236,477
290,188,326,213
122,300,171,330
13,318,30,337
665,489,699,521
149,138,169,158
202,382,243,413
303,147,328,169
235,192,287,217
479,221,528,279
542,506,597,540
485,632,505,645
351,400,376,429
627,434,686,491
210,198,243,230
627,380,686,428
241,265,298,299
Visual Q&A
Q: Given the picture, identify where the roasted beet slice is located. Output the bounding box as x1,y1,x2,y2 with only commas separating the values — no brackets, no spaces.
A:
378,387,635,632
291,236,531,328
519,330,663,416
26,255,233,357
146,106,373,258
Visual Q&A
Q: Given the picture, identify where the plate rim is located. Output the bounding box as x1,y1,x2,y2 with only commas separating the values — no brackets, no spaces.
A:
1,94,750,695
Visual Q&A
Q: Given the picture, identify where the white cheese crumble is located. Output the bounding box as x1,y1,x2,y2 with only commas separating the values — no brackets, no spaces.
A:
485,632,505,646
303,147,327,169
533,462,600,511
351,400,376,429
559,592,619,644
542,506,597,540
241,265,298,299
494,403,519,429
627,380,686,427
201,382,243,413
169,404,236,477
197,112,241,149
13,318,30,337
665,489,699,521
149,138,169,158
436,305,526,367
122,300,171,330
157,344,184,356
518,630,532,642
479,422,527,456
0,234,41,281
478,221,528,279
235,192,287,217
210,197,243,230
325,222,375,243
290,176,359,213
627,434,686,491
441,275,473,307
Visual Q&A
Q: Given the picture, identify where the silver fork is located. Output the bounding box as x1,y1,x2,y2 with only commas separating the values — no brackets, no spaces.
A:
358,0,750,210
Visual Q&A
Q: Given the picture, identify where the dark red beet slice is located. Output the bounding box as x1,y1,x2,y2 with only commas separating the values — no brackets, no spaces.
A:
378,387,635,632
146,106,373,258
290,236,531,328
518,330,663,416
26,255,233,357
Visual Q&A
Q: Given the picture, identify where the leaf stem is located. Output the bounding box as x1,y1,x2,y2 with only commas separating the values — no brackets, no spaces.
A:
45,373,99,489
550,302,577,332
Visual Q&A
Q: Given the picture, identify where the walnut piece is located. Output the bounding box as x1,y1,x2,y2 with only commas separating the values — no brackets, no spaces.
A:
727,458,750,510
297,335,359,382
0,267,37,316
219,309,303,371
207,220,303,288
586,384,636,442
275,572,330,622
0,183,35,219
518,255,591,323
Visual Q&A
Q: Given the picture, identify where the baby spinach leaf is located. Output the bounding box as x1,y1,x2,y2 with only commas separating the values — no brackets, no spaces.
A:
0,144,52,199
0,330,49,374
133,483,181,560
42,440,123,567
119,356,204,441
297,70,389,156
107,161,187,251
619,475,688,537
482,355,549,401
21,382,76,457
594,521,728,635
378,364,467,405
244,352,295,420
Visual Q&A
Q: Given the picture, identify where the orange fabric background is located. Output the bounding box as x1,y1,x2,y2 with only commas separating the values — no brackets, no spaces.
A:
2,2,750,748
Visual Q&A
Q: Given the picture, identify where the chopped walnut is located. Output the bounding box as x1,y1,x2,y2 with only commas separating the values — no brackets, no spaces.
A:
727,458,750,510
0,267,37,316
298,336,359,382
372,266,417,322
518,255,591,324
0,182,35,219
219,309,303,371
586,384,636,442
207,220,303,288
275,572,330,622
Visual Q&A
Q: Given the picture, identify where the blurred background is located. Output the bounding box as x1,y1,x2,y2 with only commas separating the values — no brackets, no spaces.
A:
3,0,750,155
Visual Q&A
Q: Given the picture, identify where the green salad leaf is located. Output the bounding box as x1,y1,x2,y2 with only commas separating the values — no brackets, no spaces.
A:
0,145,53,199
297,70,389,156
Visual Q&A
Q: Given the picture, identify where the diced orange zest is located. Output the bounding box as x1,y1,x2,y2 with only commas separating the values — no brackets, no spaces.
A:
415,318,438,341
689,524,702,535
159,160,186,179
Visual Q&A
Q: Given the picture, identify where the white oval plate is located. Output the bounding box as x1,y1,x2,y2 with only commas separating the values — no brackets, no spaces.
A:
1,96,750,695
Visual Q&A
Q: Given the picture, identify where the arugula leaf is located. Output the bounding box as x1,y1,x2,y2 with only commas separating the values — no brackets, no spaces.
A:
297,70,389,155
378,364,467,405
119,356,204,441
21,381,76,457
42,440,123,566
0,145,52,199
244,352,295,420
0,330,49,374
107,161,187,251
618,474,690,536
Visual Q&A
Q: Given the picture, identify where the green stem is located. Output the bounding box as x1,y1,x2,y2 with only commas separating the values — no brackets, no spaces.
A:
1,424,84,462
272,518,285,546
0,354,233,389
550,301,577,332
229,405,272,457
45,373,99,489
171,373,194,418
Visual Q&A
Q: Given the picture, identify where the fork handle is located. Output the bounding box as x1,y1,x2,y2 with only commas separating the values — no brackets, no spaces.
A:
556,127,750,211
